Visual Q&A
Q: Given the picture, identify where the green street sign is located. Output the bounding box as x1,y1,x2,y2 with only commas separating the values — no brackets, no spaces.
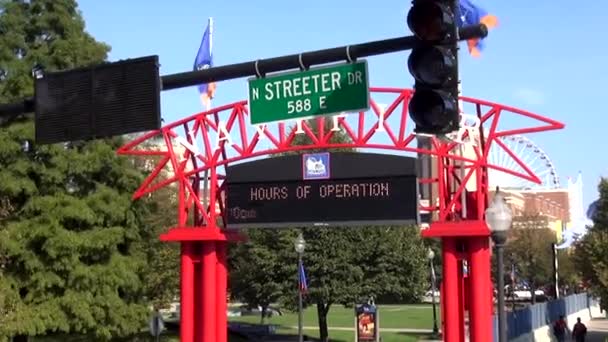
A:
248,60,370,125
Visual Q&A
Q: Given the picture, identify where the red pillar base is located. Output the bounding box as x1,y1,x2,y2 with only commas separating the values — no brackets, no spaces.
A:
423,221,491,342
166,228,245,342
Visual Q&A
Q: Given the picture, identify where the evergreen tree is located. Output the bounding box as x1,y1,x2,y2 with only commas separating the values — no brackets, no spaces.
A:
0,1,160,340
130,135,180,311
574,178,608,308
0,0,109,103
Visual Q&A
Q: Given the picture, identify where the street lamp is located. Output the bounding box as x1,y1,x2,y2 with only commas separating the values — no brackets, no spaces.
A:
427,248,439,336
294,232,306,342
485,189,513,342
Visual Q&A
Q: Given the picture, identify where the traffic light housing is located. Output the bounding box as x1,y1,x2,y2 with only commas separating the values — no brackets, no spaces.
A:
407,0,460,135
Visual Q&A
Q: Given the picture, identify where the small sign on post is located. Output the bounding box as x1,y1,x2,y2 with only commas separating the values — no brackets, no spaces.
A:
149,311,164,341
355,302,379,342
248,61,370,125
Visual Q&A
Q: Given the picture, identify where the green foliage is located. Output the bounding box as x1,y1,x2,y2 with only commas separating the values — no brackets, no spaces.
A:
0,0,110,102
138,185,180,310
295,225,427,306
556,249,580,292
228,230,296,323
574,178,608,307
280,118,356,155
0,1,176,340
0,120,151,340
503,213,556,302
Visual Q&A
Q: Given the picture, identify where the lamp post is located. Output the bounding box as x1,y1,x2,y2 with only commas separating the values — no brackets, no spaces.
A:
427,248,439,336
294,232,306,342
485,189,513,342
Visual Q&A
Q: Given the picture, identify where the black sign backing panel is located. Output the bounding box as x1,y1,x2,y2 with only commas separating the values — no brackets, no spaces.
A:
227,152,417,182
225,152,419,228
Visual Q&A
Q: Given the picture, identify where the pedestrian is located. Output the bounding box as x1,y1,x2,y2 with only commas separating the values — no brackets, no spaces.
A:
553,315,568,342
572,317,587,342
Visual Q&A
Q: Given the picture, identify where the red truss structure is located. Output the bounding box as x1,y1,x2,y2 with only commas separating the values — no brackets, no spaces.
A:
117,87,564,342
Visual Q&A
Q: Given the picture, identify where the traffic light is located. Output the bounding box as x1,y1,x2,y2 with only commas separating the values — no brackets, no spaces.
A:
407,0,460,135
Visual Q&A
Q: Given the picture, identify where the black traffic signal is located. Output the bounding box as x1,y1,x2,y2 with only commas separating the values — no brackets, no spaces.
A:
407,0,460,135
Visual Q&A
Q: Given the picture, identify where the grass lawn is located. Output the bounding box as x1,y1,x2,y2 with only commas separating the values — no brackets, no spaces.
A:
33,331,250,342
229,304,441,341
32,304,440,341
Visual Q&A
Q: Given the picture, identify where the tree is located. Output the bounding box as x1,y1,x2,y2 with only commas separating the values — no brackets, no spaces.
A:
129,135,181,311
0,1,160,340
296,225,427,341
228,229,295,323
504,213,556,304
0,123,153,340
138,185,180,310
0,0,110,103
229,118,428,342
556,249,581,295
574,178,608,309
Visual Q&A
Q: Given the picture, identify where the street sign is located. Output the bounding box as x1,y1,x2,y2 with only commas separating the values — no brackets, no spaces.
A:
248,61,370,125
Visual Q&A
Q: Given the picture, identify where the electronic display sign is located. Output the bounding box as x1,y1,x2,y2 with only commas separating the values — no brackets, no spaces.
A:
225,152,419,228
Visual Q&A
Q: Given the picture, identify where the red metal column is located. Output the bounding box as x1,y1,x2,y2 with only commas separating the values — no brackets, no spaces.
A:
216,242,228,342
201,242,217,342
194,250,202,341
181,242,195,342
457,259,466,342
467,236,493,342
441,281,445,338
442,238,463,342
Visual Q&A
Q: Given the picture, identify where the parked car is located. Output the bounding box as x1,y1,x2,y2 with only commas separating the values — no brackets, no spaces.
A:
421,290,441,303
238,305,283,317
505,285,545,301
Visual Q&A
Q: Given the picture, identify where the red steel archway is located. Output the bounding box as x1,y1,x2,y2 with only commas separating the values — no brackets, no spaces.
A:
118,87,564,342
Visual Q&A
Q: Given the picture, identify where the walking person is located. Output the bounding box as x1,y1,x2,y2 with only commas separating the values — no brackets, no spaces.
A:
572,317,587,342
553,315,568,342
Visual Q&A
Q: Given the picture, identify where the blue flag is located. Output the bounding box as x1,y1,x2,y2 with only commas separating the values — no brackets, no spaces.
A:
194,18,216,109
457,0,498,57
299,262,308,294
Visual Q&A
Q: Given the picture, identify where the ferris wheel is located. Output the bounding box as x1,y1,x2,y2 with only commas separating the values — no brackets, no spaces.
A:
487,134,560,190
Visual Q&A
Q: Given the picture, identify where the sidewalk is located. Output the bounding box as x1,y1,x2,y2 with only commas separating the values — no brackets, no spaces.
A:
587,318,608,342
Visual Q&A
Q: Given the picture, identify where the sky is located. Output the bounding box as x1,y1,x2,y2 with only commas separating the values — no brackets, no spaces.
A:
77,0,607,208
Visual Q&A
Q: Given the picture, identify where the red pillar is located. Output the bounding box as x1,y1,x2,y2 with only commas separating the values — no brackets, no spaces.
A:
467,236,493,342
216,242,228,342
194,249,202,341
201,242,217,342
181,242,195,342
442,238,463,342
440,281,445,338
457,259,466,342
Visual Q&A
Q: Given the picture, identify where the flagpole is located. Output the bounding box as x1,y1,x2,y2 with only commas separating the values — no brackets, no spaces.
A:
202,16,213,220
298,254,304,342
207,16,213,111
294,233,306,342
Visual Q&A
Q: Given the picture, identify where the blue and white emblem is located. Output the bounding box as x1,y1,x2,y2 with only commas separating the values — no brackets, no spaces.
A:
302,152,330,180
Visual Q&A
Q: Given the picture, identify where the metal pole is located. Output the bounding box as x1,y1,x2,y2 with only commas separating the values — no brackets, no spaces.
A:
496,242,507,342
0,25,488,119
298,252,304,342
180,243,195,342
430,259,439,336
552,243,560,299
160,25,487,91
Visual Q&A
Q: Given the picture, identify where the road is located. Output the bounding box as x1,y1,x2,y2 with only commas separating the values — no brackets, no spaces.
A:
587,318,608,342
